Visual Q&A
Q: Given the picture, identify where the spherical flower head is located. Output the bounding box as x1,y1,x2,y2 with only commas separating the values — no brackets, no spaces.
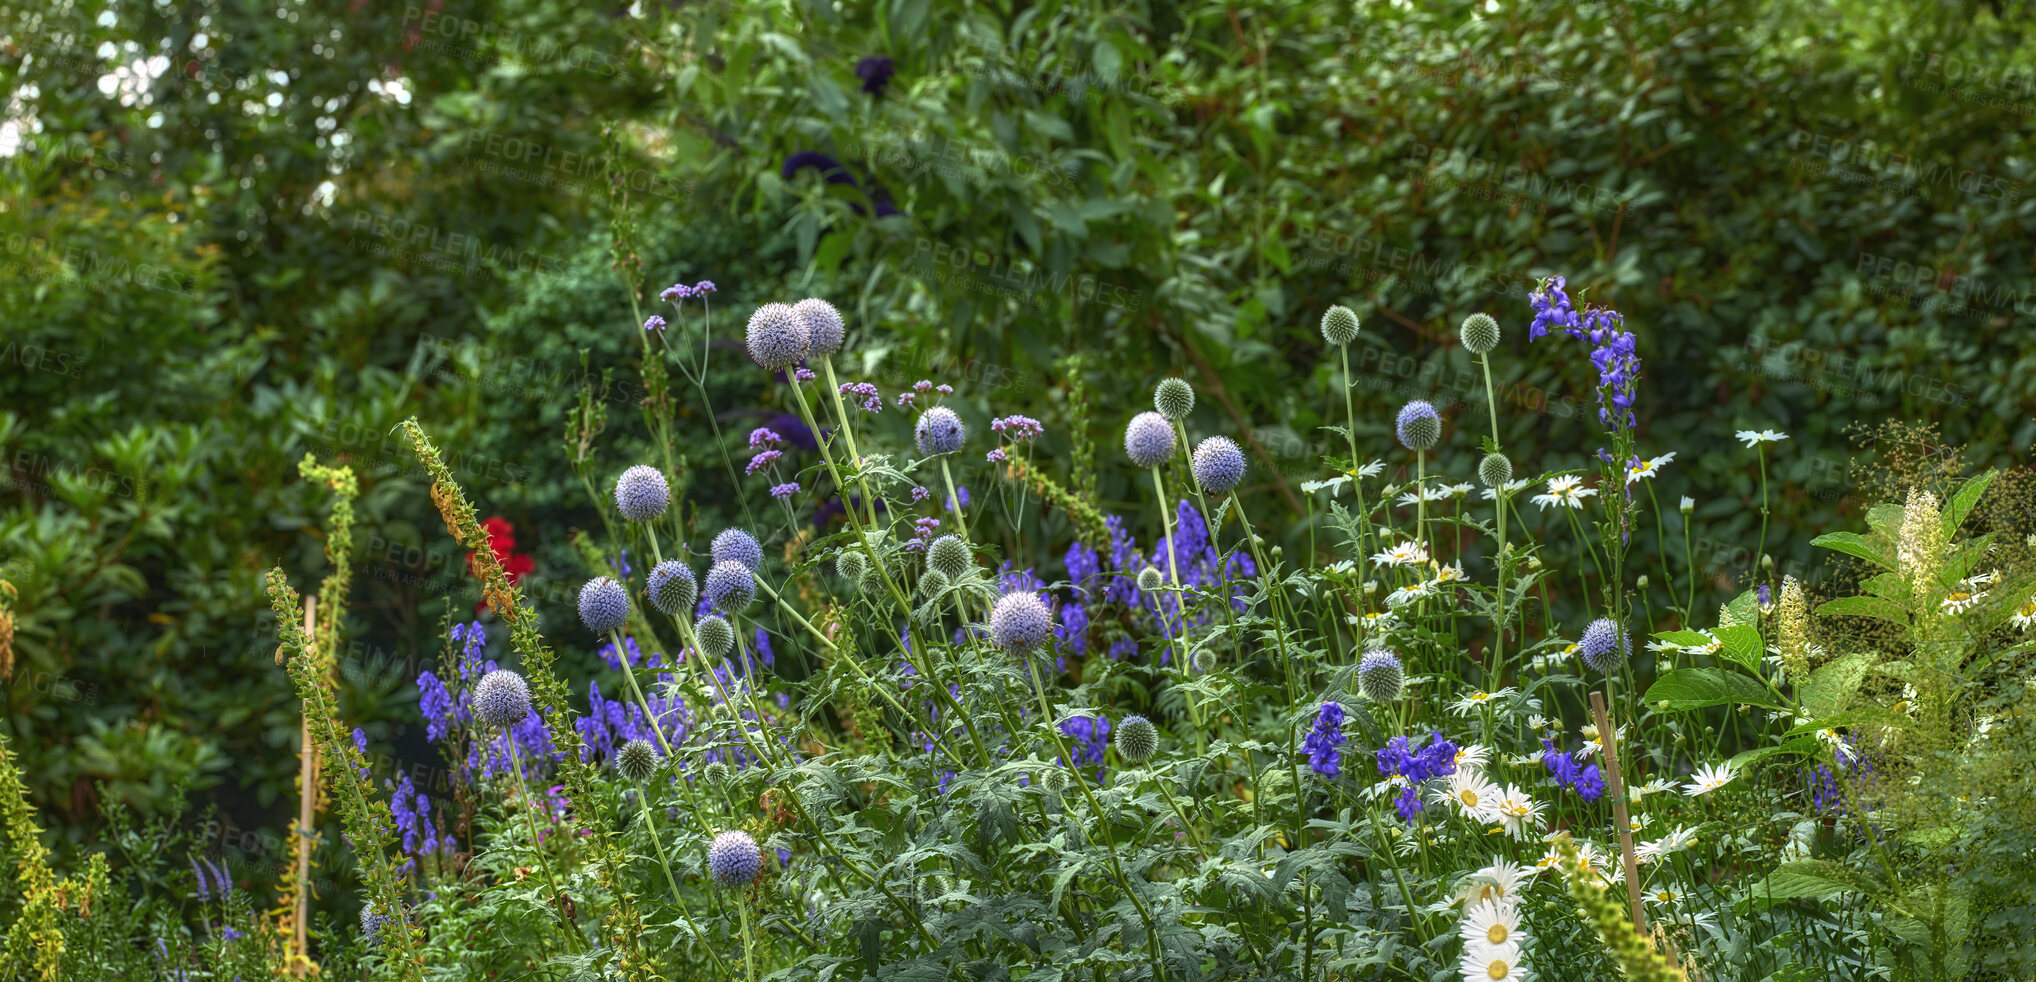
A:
711,528,764,572
1578,617,1631,673
1123,411,1176,468
707,830,763,887
1191,436,1247,496
473,669,532,730
702,761,732,785
1395,400,1441,452
1460,312,1501,356
1358,651,1405,703
1114,714,1158,763
1136,566,1164,592
359,901,399,950
615,738,660,784
694,615,735,658
835,550,870,588
925,535,971,579
792,298,844,357
919,569,950,599
1479,452,1513,488
613,465,670,522
578,576,631,634
915,406,965,456
1153,377,1195,420
648,560,698,616
988,591,1053,653
745,302,809,371
1320,305,1360,346
704,561,755,612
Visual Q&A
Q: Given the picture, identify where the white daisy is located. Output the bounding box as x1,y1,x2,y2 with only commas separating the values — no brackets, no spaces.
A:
1356,459,1386,478
2011,597,2036,631
1504,750,1546,767
1964,570,1998,588
1372,541,1431,567
1395,483,1448,507
1679,494,1696,512
1679,631,1723,656
1430,561,1469,586
1449,688,1515,717
1493,786,1544,839
1348,609,1400,634
1479,478,1531,500
1531,474,1598,510
1452,743,1495,771
1735,428,1789,447
1625,451,1677,484
1645,885,1687,905
1682,762,1735,796
1459,941,1527,982
1299,475,1351,497
1630,778,1676,800
1940,587,1988,614
1439,770,1501,821
1465,860,1531,907
1644,638,1680,653
1384,583,1432,608
1444,482,1476,499
1459,898,1523,948
1526,714,1555,731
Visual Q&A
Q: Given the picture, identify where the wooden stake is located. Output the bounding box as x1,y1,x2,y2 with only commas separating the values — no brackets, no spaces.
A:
292,596,318,977
1590,689,1647,935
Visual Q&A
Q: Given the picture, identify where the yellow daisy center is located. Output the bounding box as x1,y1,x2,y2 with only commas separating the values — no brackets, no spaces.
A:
1459,790,1479,807
1487,959,1511,980
1486,923,1509,945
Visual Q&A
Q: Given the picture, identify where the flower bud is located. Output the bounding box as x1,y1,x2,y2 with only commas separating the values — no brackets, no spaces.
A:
1459,312,1500,356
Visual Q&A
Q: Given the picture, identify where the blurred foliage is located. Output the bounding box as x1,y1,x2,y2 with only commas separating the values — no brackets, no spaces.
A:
4,0,2035,954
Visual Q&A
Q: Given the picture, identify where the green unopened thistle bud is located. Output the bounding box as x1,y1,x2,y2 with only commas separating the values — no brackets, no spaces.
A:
615,738,660,784
1478,452,1513,488
1114,715,1159,763
920,569,951,598
1270,545,1284,562
1041,767,1071,794
1636,574,1649,589
1136,567,1164,592
1320,305,1360,346
1460,312,1500,356
1154,377,1196,420
925,535,971,580
836,550,869,587
1190,648,1218,674
702,761,732,786
695,615,735,658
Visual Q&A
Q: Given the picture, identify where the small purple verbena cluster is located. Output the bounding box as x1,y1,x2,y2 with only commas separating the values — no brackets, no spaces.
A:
745,450,783,476
643,315,666,333
986,447,1007,463
1541,739,1606,800
905,516,941,551
991,415,1045,440
1302,701,1348,777
910,486,932,502
659,280,718,302
838,381,883,413
1375,732,1460,822
769,482,801,500
1528,275,1639,431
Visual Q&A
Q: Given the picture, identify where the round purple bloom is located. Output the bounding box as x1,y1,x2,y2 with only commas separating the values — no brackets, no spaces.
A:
915,406,965,456
990,415,1044,440
1395,400,1441,451
578,576,631,634
712,528,764,571
1578,617,1630,672
707,830,763,886
1123,411,1175,468
988,591,1053,652
793,298,845,357
704,560,756,611
1191,436,1247,496
1357,650,1404,702
613,465,669,522
1114,714,1158,762
745,302,809,371
473,669,532,730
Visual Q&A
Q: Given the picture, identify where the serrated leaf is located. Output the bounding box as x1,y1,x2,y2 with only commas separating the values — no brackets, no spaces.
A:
1942,469,1997,532
1643,667,1784,711
1725,588,1758,626
1740,860,1884,911
1712,624,1764,669
1811,530,1892,570
1652,629,1713,647
1799,651,1874,717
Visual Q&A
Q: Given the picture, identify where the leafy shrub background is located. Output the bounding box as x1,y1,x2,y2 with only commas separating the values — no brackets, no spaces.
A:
4,0,2034,938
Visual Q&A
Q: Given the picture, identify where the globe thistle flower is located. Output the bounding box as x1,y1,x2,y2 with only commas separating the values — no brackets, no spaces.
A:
704,560,756,611
1358,650,1405,703
919,569,951,599
695,615,736,658
1320,305,1360,346
1136,567,1165,592
707,830,763,887
1191,436,1247,496
615,738,660,783
745,302,809,371
792,298,844,357
1114,714,1158,763
1123,411,1176,468
473,669,532,729
1479,452,1514,488
1578,618,1630,673
613,465,670,522
835,550,870,587
1189,648,1218,674
925,535,971,579
702,761,732,786
712,528,764,572
1153,377,1195,420
1395,400,1441,451
578,577,631,634
1460,312,1501,356
988,591,1053,653
915,406,965,456
647,560,697,616
359,901,399,950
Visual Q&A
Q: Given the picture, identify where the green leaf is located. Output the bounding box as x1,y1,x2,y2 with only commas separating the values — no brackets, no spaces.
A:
1725,588,1758,626
1866,504,1904,538
1811,530,1892,570
1740,860,1884,911
1942,469,1997,532
1712,624,1764,670
1816,595,1908,624
1651,629,1712,647
1728,736,1819,771
1643,667,1785,711
1799,651,1874,718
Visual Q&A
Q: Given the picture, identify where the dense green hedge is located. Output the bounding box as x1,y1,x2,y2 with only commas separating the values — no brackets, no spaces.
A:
4,0,2034,927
